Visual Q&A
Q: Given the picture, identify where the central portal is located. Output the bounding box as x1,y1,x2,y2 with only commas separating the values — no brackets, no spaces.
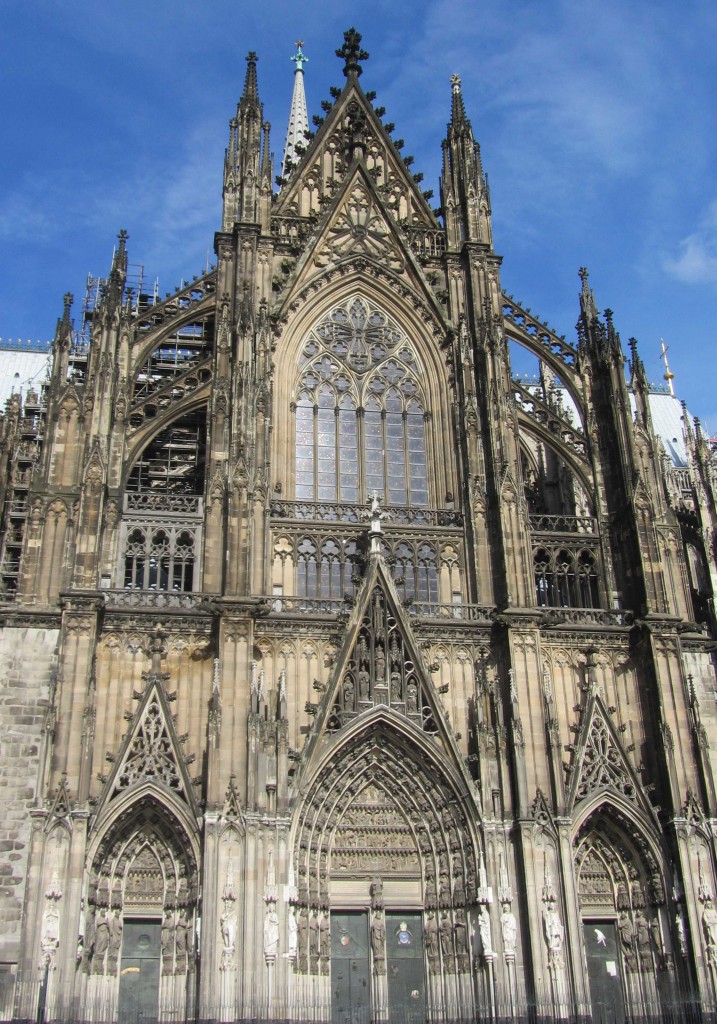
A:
117,920,161,1024
331,912,371,1024
330,911,426,1024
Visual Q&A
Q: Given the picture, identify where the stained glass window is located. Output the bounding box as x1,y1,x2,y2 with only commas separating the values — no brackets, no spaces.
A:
294,296,429,507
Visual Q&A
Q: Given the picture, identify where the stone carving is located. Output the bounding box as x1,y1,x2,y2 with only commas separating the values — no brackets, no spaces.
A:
500,906,517,957
371,910,386,975
478,905,493,957
703,898,717,966
40,903,60,971
93,909,110,974
425,911,440,974
287,905,298,962
573,706,635,804
542,899,564,969
264,903,280,963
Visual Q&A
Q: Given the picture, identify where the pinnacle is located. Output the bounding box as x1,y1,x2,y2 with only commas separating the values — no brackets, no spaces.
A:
242,50,259,102
336,27,369,78
450,73,469,129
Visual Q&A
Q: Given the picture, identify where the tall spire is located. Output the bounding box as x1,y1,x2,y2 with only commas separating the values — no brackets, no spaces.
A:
440,73,492,250
281,41,309,180
223,51,272,229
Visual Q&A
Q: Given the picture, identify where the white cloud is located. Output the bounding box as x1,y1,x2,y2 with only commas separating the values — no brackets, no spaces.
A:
664,201,717,284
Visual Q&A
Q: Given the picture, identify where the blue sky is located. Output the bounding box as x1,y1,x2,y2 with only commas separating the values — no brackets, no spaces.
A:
1,0,716,432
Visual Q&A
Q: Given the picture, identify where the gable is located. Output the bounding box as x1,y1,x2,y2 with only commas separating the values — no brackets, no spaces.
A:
274,78,438,230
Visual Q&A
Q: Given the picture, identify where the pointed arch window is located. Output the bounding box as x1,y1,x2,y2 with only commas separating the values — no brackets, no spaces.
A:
294,297,429,507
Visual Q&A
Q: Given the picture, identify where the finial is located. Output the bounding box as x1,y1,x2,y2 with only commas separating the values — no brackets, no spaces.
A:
578,266,589,283
660,339,675,396
451,73,461,92
336,27,368,78
291,40,308,74
117,229,128,250
62,292,73,323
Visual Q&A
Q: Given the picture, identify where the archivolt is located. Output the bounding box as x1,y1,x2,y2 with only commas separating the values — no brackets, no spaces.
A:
293,713,480,912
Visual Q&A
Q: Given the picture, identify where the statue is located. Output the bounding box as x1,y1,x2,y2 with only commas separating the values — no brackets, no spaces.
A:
318,911,330,959
175,912,189,955
264,904,280,960
161,912,174,957
478,905,493,956
406,681,418,715
542,899,564,968
221,906,237,951
288,905,298,961
108,910,123,954
500,906,517,956
454,908,468,955
425,911,439,963
703,899,717,964
94,910,109,956
440,911,454,957
371,911,386,974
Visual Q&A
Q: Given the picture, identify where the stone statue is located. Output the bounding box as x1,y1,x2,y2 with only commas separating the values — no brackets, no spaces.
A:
175,912,189,955
425,911,439,963
318,911,330,959
542,900,564,968
94,910,109,956
288,905,298,960
500,906,517,956
703,899,717,964
264,904,280,960
161,912,174,957
454,908,468,954
221,906,237,951
440,911,454,957
371,911,386,975
478,905,493,956
406,681,418,715
108,910,123,953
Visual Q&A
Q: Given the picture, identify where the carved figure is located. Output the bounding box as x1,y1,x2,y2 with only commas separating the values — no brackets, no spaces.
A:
454,908,468,954
318,911,330,959
425,911,439,959
440,910,454,956
264,904,280,960
161,912,174,956
358,668,370,700
41,904,60,962
371,910,386,974
542,900,564,968
288,905,298,960
175,912,189,954
500,907,517,956
390,671,401,701
343,675,354,709
108,910,123,953
94,910,109,956
703,899,717,964
478,905,493,956
406,681,418,715
221,907,237,951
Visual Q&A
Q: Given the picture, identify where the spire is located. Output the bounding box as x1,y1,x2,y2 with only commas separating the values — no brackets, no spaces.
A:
242,51,259,104
223,51,271,229
336,27,368,79
440,73,491,250
450,74,469,131
578,266,598,322
281,41,310,179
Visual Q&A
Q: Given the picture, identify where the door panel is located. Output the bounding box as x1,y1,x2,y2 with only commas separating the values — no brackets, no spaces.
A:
118,921,161,1024
583,920,625,1024
386,914,425,1024
331,912,371,1024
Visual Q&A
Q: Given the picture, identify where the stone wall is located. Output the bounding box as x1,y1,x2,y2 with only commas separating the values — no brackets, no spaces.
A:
0,626,57,971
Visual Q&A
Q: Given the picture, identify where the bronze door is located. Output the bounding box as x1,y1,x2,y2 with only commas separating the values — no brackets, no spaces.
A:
118,921,161,1024
331,912,371,1024
583,920,626,1024
385,913,425,1024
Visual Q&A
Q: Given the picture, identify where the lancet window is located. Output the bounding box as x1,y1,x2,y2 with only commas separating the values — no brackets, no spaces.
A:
534,546,600,609
294,296,429,507
118,410,206,591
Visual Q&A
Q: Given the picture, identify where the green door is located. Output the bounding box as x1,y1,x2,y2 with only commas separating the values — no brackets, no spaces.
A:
386,914,425,1024
118,921,161,1024
331,912,371,1024
583,920,625,1024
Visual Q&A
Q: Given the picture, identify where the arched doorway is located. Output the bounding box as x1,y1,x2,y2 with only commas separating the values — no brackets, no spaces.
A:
292,713,480,1022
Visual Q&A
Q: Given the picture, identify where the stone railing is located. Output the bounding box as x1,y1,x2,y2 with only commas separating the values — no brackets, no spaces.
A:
270,500,462,528
124,493,202,516
529,513,597,535
540,607,632,627
103,589,216,611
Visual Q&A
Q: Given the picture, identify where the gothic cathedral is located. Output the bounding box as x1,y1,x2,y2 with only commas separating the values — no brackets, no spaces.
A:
2,29,717,1024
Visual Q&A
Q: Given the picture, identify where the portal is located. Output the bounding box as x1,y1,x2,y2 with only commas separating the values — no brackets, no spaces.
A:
117,920,161,1024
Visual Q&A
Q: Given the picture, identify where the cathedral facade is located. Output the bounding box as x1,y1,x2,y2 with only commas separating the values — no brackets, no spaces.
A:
2,29,717,1024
